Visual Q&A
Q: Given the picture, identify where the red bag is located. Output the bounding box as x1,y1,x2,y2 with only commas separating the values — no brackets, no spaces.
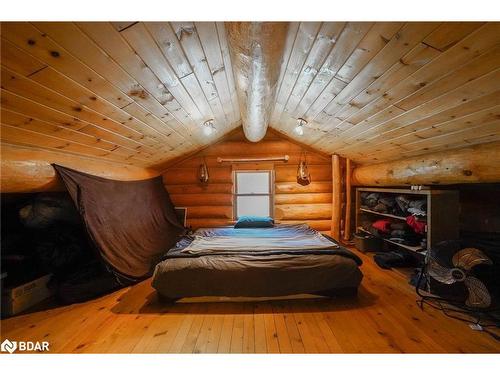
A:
372,219,392,233
406,216,426,234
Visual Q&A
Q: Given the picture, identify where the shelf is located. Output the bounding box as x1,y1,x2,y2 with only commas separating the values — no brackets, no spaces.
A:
356,187,434,195
384,238,426,254
359,208,408,221
357,227,426,255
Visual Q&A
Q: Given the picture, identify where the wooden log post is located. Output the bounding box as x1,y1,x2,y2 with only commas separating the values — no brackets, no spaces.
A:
351,141,500,186
343,158,352,242
0,144,159,193
331,154,342,241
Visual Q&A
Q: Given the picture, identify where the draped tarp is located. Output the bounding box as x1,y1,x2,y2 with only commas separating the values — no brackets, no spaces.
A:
53,165,185,281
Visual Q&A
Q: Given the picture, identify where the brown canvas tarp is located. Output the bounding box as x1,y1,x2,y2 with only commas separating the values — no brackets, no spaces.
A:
53,165,184,281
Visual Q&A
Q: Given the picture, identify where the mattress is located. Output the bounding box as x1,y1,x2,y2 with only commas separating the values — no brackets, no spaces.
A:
152,224,363,300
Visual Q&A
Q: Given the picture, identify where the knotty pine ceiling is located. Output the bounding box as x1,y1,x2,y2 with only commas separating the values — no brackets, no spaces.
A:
1,22,499,168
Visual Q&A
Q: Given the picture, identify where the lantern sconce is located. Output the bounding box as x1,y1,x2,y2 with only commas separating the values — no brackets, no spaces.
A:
198,156,209,184
296,151,311,186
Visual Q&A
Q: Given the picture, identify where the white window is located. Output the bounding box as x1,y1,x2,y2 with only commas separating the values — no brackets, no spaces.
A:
234,171,273,218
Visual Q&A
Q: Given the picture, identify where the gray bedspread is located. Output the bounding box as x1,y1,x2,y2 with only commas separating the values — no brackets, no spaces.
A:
152,224,363,300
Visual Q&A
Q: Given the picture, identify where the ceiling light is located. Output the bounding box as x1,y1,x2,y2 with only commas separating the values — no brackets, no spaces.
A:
295,118,307,136
202,119,216,136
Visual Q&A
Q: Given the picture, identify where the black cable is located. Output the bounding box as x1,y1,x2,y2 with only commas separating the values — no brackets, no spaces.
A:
414,262,500,339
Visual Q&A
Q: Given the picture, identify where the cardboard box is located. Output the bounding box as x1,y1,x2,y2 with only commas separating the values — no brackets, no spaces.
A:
1,274,54,316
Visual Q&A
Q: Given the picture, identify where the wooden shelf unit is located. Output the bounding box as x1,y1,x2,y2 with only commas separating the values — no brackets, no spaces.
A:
355,187,459,254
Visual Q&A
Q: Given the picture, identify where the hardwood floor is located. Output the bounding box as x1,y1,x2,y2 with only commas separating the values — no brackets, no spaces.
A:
1,249,499,353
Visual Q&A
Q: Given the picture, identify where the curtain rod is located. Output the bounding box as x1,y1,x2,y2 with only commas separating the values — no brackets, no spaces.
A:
217,155,289,163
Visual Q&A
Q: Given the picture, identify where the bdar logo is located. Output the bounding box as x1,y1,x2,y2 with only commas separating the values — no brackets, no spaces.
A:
0,339,49,353
1,339,17,354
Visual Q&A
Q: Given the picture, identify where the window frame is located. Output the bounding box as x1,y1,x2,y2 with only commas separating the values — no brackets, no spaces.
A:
233,170,274,219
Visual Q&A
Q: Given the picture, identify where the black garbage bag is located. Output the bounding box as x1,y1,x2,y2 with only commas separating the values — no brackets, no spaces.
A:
57,261,122,305
32,223,94,278
374,251,417,269
19,194,81,229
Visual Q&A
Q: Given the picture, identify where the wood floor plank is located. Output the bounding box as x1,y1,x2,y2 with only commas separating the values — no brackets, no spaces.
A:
230,303,245,353
217,303,236,353
131,315,179,353
290,301,322,353
281,301,306,353
168,303,202,353
271,301,293,353
192,305,216,353
204,303,225,353
242,303,256,353
180,304,208,353
309,303,344,353
262,302,280,353
291,301,330,353
253,302,268,353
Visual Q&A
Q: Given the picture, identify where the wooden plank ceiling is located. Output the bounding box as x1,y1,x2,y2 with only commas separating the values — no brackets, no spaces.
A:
0,22,240,167
1,22,499,168
272,22,500,164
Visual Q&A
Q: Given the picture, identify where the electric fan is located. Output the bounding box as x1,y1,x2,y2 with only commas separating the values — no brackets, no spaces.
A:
427,247,494,309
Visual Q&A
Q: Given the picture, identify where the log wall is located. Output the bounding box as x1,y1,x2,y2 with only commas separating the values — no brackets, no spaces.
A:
162,129,333,233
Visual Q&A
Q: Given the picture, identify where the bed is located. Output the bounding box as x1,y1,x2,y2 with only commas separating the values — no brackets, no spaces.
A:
152,224,363,301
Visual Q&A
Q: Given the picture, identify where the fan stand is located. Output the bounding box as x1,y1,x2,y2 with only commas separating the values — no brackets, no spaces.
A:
415,264,500,341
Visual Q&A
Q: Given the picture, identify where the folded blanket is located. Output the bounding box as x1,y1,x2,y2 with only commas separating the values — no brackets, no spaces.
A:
195,224,315,238
180,232,339,255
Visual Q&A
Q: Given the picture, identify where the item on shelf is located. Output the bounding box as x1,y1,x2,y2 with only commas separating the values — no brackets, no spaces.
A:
394,195,410,216
420,238,427,248
353,232,383,253
390,229,407,238
364,193,380,208
390,222,409,231
395,195,410,216
379,197,396,208
372,202,387,213
372,219,392,233
408,199,427,216
361,215,424,247
388,221,422,246
388,235,421,247
361,193,412,217
406,215,426,234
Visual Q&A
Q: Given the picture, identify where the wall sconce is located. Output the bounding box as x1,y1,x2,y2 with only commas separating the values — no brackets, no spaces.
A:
198,156,209,184
202,119,216,136
295,118,307,136
297,151,311,186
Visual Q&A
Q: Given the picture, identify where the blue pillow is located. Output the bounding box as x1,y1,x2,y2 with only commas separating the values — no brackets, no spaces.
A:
234,216,274,228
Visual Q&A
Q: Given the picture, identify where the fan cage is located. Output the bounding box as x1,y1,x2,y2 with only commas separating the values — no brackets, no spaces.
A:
415,253,500,329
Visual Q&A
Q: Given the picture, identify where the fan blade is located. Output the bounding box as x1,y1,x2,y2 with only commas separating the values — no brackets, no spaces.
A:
452,248,492,270
427,258,455,284
464,276,492,309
